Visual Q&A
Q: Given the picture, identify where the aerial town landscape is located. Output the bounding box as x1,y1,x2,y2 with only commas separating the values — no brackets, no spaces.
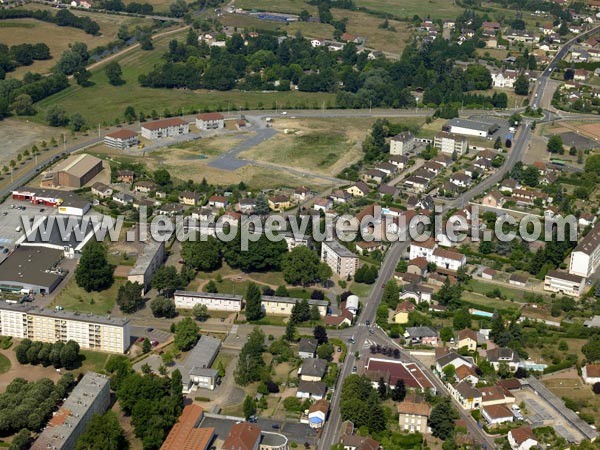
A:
4,0,600,449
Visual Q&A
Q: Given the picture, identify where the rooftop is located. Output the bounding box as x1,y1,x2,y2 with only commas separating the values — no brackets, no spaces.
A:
0,299,130,327
161,404,210,450
574,221,600,256
262,295,328,308
51,154,102,178
142,117,188,130
197,112,225,121
397,401,431,417
129,240,164,276
0,247,64,291
546,270,584,283
300,358,328,378
447,118,497,133
105,129,137,139
32,373,109,450
22,216,96,250
322,240,357,258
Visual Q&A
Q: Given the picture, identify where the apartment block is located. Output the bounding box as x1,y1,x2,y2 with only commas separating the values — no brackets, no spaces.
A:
321,240,359,279
544,270,585,297
0,301,130,353
434,131,468,155
32,372,110,450
570,221,600,278
174,291,243,311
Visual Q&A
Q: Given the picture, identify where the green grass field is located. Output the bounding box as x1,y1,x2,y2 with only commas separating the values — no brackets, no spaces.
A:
353,0,462,19
0,353,11,375
51,278,121,315
236,0,317,14
79,350,111,373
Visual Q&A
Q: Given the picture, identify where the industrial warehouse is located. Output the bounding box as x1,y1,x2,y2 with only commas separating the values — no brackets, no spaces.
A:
40,154,103,188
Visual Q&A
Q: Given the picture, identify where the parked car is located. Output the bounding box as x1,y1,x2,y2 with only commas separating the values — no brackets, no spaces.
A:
151,340,159,347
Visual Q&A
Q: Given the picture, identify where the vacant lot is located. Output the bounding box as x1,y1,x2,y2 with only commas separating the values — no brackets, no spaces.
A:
0,119,59,167
221,13,334,41
51,277,121,315
240,117,368,175
543,377,600,428
36,28,336,125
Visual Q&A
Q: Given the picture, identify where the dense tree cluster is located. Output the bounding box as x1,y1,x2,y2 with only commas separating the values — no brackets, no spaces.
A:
281,246,332,285
173,317,199,351
113,369,183,450
0,374,75,435
339,374,386,433
234,327,266,385
222,233,288,272
181,235,222,271
15,339,81,369
150,295,177,318
0,8,99,35
0,43,50,76
0,73,69,119
96,0,155,14
429,397,458,440
75,411,128,450
75,240,114,292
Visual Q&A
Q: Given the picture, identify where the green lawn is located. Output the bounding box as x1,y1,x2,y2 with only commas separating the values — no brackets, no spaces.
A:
349,281,374,298
33,29,336,126
461,291,521,312
0,353,11,375
79,350,111,373
466,279,531,301
51,278,121,315
354,0,463,19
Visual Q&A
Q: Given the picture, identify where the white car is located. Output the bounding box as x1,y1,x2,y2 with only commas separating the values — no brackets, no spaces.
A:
281,111,287,115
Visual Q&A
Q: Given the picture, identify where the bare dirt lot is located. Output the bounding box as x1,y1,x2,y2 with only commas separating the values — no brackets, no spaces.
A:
0,119,59,166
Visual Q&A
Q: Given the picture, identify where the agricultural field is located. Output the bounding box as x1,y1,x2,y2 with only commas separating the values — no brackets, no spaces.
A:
239,117,369,175
235,0,317,15
0,119,60,168
34,28,336,125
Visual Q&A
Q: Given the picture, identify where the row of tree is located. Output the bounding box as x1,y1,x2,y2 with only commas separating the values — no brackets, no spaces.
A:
0,43,50,76
14,339,81,370
0,8,100,35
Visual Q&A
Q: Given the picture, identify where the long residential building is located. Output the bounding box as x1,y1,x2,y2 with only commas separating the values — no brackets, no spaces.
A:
569,221,600,278
321,240,359,279
141,117,189,140
0,301,130,353
31,372,111,450
104,129,139,149
174,291,243,311
544,270,585,297
262,296,328,317
128,240,166,294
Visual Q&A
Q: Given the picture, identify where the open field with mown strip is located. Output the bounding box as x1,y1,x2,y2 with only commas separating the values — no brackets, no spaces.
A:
353,0,462,19
235,0,317,14
33,28,336,124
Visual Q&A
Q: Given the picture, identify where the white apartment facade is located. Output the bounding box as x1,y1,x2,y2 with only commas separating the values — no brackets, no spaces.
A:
544,270,585,297
390,131,415,155
174,291,243,311
261,296,328,317
0,301,130,353
321,240,359,279
196,112,225,130
141,118,190,140
434,131,468,155
569,221,600,278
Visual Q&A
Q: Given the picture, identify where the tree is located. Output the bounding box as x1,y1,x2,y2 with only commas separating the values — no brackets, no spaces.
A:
205,280,218,293
430,397,458,440
235,328,265,385
440,327,454,343
142,338,151,354
275,285,289,297
174,317,199,351
582,335,600,363
154,168,171,186
46,105,69,127
453,307,472,330
285,319,296,341
75,411,127,450
593,382,600,395
317,342,334,361
117,281,143,313
192,304,209,321
243,395,256,420
9,428,31,450
443,364,456,380
245,282,263,321
151,266,183,297
124,105,136,123
105,61,124,86
150,295,177,318
547,135,564,154
281,246,332,285
391,379,406,401
514,75,529,95
75,241,113,292
494,136,502,149
377,377,387,400
522,166,540,187
11,94,35,116
181,236,222,271
310,304,321,322
313,325,328,344
382,280,400,309
74,67,92,86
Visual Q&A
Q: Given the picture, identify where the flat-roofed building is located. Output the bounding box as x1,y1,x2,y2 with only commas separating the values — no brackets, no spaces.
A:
434,131,468,155
446,118,499,138
0,247,64,294
196,112,225,130
104,129,139,149
321,240,359,278
174,291,243,311
261,296,328,317
41,154,103,188
174,335,221,392
31,372,110,450
544,270,585,297
141,118,189,140
128,240,165,294
570,221,600,278
161,405,213,450
0,301,130,353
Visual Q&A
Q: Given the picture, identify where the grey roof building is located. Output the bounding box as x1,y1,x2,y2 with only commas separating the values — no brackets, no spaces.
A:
0,247,64,294
31,372,110,450
298,338,318,359
299,358,328,380
297,380,327,398
175,335,221,392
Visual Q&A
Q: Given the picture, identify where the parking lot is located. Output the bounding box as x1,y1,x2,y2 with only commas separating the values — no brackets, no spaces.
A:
130,325,172,345
513,388,587,443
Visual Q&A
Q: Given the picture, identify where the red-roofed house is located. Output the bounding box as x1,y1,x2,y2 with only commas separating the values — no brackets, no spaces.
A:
141,118,189,140
104,129,139,149
583,364,600,384
196,112,225,130
160,405,214,450
222,423,260,450
365,357,436,393
508,426,538,450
